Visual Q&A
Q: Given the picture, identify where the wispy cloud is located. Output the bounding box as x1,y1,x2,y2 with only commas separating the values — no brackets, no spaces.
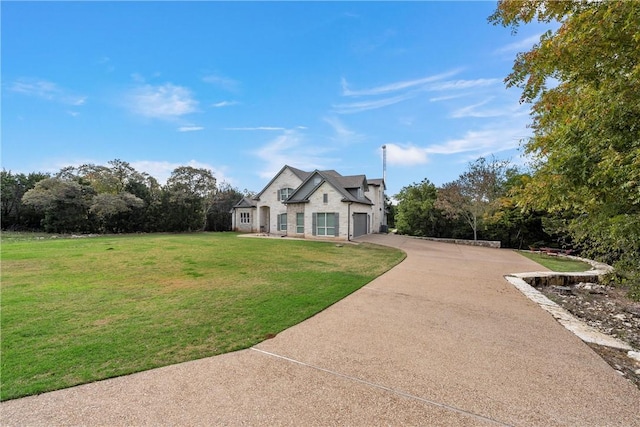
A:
127,83,198,119
429,93,469,102
224,126,286,131
385,118,530,167
324,116,363,144
341,69,460,97
427,78,501,92
332,92,415,114
202,74,240,92
8,78,87,105
253,129,337,179
334,71,500,114
494,34,542,55
451,98,498,118
212,100,240,108
178,125,204,132
426,126,525,157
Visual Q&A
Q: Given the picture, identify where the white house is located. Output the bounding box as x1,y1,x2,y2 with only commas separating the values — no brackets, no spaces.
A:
231,165,386,241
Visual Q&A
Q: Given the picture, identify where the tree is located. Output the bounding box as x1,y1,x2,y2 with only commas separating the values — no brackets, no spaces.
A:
206,182,244,232
436,157,511,240
124,174,163,232
55,160,150,233
90,193,145,233
483,172,550,249
394,179,439,237
1,170,49,230
490,1,640,296
164,166,217,231
22,177,95,233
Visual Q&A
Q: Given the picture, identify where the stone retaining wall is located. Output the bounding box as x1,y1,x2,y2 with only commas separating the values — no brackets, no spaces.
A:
511,254,613,288
409,235,501,248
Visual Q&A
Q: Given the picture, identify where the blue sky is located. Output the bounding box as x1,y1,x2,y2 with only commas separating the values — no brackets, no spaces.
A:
2,1,553,198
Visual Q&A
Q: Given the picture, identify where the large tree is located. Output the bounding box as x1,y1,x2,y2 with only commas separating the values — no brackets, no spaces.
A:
22,177,95,233
56,160,148,233
490,1,640,295
164,166,217,231
394,179,440,237
436,157,512,241
1,170,49,230
206,182,244,232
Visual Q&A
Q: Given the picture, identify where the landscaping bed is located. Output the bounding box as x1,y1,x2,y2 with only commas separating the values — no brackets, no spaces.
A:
538,282,640,390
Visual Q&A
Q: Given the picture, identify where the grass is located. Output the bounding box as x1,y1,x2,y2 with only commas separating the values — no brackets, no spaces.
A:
517,250,592,272
0,232,405,401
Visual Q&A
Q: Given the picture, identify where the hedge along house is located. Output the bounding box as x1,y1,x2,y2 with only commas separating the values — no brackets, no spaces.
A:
231,165,385,241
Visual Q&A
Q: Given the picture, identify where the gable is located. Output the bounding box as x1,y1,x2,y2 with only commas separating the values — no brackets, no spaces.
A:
255,165,308,201
233,197,257,208
286,170,372,205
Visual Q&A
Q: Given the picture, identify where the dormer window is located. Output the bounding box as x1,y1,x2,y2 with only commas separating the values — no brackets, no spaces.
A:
313,176,321,185
278,188,293,201
358,187,363,198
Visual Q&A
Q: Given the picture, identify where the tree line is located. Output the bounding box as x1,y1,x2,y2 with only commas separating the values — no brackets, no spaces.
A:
1,159,250,234
393,156,549,248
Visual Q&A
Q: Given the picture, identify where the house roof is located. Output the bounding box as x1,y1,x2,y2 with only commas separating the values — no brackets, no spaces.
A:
367,178,385,189
286,169,373,205
334,174,367,190
288,165,313,181
232,197,257,208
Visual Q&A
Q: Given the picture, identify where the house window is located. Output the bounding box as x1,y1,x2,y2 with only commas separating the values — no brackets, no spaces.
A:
313,177,321,185
315,212,336,236
277,213,287,231
296,212,304,233
323,193,328,203
240,212,250,224
278,188,293,202
358,187,363,198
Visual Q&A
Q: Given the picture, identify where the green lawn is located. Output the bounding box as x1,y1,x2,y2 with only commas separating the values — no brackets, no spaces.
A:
0,232,405,401
517,250,592,272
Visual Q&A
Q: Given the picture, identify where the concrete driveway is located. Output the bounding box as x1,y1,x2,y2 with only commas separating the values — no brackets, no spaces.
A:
2,234,639,426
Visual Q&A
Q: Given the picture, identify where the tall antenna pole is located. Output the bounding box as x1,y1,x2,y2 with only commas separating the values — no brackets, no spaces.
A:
382,145,387,229
382,144,387,184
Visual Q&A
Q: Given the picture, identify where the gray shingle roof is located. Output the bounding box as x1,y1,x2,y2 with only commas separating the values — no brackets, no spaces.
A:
286,169,373,205
367,178,385,188
232,197,257,208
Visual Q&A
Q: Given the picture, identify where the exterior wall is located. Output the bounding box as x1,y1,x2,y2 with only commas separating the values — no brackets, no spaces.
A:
306,182,348,240
365,184,384,232
256,167,303,234
286,204,306,236
233,207,256,232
